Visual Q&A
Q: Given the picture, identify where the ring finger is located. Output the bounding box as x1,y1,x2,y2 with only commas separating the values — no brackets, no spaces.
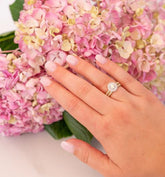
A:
65,55,132,102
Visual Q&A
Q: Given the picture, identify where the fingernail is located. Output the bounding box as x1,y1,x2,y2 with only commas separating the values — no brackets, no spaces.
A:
45,61,57,72
61,141,75,154
66,55,78,65
96,55,107,64
40,76,52,87
54,58,64,65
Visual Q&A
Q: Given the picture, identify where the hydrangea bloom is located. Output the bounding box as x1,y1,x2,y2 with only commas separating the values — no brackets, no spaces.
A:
0,51,63,136
1,0,165,136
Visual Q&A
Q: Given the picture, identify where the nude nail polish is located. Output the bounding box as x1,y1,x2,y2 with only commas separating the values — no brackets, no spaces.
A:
45,61,57,72
40,76,52,87
95,55,107,64
61,141,75,154
66,55,78,65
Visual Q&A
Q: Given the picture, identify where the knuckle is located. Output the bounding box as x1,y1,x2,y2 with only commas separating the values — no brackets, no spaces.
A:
140,92,158,110
77,82,91,97
101,77,112,90
102,119,111,129
112,105,133,126
77,59,88,71
114,66,134,86
67,98,79,112
61,69,69,79
119,107,133,124
118,104,130,115
101,119,113,137
112,62,120,74
76,59,93,75
121,74,134,86
79,150,90,164
144,91,157,102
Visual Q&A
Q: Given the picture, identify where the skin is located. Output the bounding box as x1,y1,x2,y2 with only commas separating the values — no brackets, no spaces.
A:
41,55,165,177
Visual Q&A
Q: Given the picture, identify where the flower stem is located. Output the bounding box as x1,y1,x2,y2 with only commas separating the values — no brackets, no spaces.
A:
1,48,20,54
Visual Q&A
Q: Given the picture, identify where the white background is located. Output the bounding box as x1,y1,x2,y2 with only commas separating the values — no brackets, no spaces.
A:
0,1,103,177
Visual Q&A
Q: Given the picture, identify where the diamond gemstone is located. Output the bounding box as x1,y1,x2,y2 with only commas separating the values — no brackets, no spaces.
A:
108,82,118,92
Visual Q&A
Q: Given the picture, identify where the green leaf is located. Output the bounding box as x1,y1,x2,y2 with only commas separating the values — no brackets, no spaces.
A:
44,119,73,140
63,111,93,143
0,31,18,51
9,0,24,21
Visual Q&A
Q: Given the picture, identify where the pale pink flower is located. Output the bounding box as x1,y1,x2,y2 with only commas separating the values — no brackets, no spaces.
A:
2,0,164,136
0,53,63,136
44,0,67,12
0,54,9,70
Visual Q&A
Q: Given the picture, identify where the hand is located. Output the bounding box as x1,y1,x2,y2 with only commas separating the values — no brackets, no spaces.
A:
40,55,165,177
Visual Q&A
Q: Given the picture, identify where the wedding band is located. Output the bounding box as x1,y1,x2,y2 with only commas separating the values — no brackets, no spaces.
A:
106,82,121,97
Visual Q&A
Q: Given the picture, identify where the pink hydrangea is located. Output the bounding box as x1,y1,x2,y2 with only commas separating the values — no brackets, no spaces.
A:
1,0,165,136
0,52,63,136
16,0,165,95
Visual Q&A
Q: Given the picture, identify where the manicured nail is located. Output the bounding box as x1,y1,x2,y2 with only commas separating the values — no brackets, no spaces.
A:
95,55,107,64
40,76,52,87
45,61,57,72
61,141,75,154
66,55,78,65
54,58,64,65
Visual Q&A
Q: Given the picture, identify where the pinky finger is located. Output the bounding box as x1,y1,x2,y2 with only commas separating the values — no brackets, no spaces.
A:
40,76,102,136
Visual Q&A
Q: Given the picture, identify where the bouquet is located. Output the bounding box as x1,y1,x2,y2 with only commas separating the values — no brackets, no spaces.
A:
0,0,165,142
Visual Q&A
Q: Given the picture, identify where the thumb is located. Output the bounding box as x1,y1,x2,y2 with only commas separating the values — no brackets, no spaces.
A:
60,138,121,176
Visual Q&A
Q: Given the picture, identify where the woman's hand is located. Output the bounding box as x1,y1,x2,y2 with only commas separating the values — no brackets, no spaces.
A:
40,55,165,177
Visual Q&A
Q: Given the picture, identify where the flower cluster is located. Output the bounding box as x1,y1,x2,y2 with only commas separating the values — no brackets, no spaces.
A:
0,50,63,136
15,0,165,101
1,0,165,136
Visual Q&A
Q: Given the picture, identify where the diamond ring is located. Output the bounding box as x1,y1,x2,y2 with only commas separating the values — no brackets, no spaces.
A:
106,82,121,97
